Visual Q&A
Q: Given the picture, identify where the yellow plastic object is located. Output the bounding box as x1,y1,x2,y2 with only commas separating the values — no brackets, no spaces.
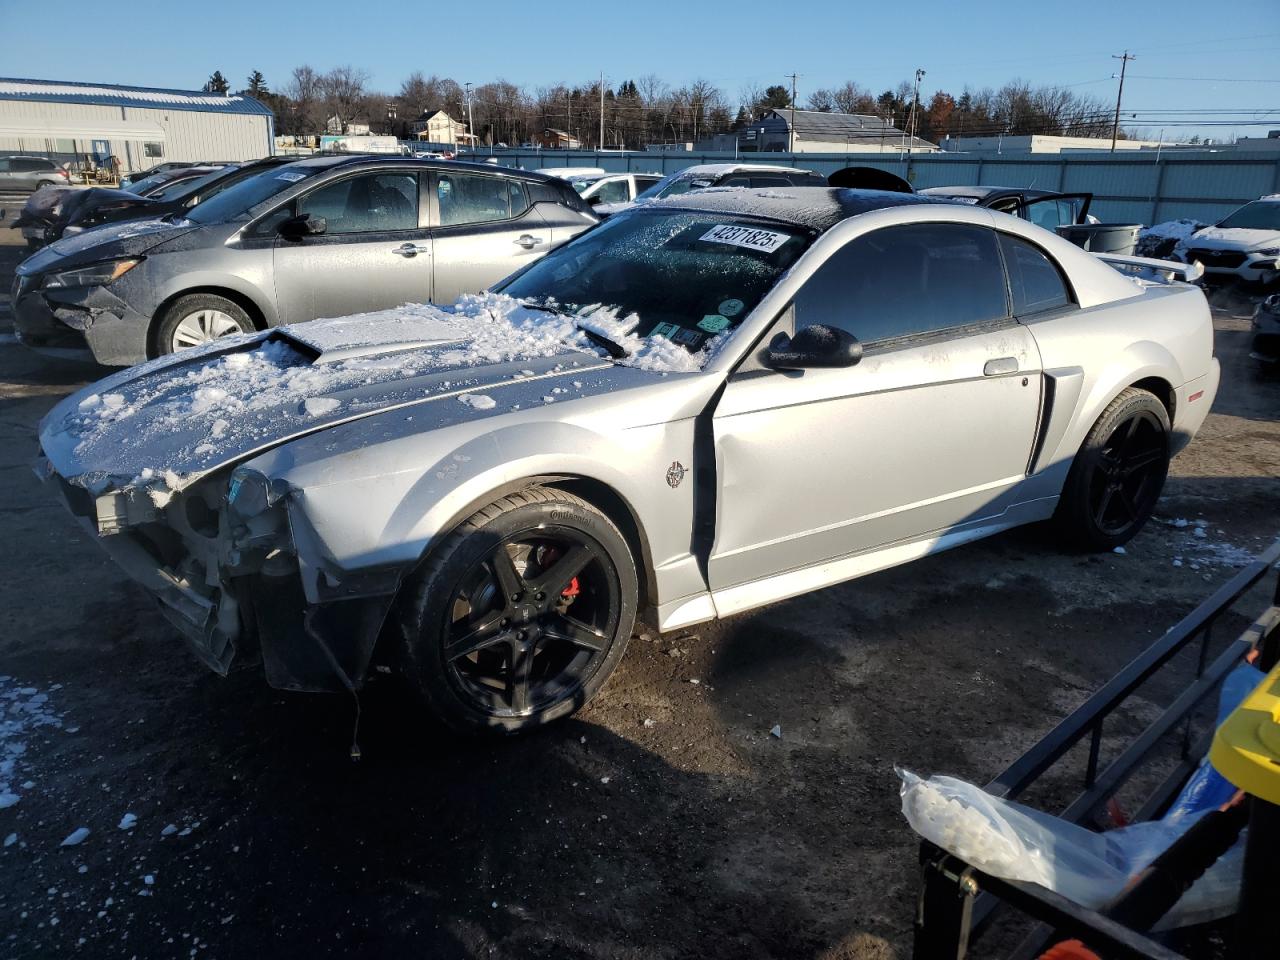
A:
1210,661,1280,804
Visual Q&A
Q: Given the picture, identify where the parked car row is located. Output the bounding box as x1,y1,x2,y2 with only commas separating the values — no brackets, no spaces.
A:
13,156,596,364
9,151,1124,368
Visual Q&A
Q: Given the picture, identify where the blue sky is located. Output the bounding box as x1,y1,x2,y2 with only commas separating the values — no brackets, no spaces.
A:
4,0,1277,141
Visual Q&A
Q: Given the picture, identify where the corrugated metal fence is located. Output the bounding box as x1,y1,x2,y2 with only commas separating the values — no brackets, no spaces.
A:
483,149,1280,226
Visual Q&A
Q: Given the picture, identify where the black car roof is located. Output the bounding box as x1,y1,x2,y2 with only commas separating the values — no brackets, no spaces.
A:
289,153,565,183
919,185,1057,202
640,187,946,233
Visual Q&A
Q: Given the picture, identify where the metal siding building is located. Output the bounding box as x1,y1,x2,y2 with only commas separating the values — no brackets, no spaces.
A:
0,78,274,173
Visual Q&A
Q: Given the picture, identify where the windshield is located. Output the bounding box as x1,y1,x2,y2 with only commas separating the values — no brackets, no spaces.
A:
185,165,323,224
570,177,602,194
635,173,704,202
123,173,171,195
148,167,233,202
500,209,811,353
1218,201,1280,231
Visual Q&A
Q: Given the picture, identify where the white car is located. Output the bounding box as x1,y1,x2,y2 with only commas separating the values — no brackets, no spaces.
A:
1182,196,1280,285
563,171,663,208
593,163,828,217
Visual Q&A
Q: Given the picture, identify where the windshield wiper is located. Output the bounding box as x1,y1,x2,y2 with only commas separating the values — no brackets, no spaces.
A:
575,323,629,360
518,300,629,360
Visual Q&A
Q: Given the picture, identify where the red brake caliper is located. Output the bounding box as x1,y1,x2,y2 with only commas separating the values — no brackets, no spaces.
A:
562,577,580,599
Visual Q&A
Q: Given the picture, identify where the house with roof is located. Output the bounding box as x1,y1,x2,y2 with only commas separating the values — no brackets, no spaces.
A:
535,128,582,150
410,110,464,146
0,77,274,174
737,109,939,154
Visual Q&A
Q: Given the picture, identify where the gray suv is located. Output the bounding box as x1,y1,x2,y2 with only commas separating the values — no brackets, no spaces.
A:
0,155,71,192
13,155,597,365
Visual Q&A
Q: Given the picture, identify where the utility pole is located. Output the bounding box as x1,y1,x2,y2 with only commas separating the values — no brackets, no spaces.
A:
599,71,605,151
464,82,475,153
906,67,925,164
1110,51,1135,153
786,73,799,154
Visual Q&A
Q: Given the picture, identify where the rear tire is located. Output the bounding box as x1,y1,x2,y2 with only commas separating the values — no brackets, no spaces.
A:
398,487,638,735
1056,387,1171,551
153,293,255,356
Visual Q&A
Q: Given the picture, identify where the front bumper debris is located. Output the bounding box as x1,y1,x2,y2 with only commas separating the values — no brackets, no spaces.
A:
38,459,399,693
12,280,150,365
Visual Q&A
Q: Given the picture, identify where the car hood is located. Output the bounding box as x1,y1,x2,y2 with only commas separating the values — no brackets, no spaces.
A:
1188,226,1280,251
18,216,200,275
38,294,710,500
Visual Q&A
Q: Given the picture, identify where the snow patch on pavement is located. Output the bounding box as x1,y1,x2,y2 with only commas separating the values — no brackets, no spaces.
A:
0,677,63,809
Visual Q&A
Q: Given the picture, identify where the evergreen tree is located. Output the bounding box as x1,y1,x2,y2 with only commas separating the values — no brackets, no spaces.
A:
247,70,267,95
204,71,229,95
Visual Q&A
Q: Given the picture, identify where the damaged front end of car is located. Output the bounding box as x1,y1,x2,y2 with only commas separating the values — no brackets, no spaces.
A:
38,459,400,695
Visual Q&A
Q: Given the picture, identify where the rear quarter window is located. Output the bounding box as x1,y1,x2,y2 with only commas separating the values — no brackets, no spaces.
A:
999,233,1073,316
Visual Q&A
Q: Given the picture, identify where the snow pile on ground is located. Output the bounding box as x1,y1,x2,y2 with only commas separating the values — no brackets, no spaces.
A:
1162,518,1257,569
1136,219,1206,260
0,678,63,809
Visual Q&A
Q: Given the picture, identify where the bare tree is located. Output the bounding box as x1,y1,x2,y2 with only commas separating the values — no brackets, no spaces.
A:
321,65,370,133
283,65,325,135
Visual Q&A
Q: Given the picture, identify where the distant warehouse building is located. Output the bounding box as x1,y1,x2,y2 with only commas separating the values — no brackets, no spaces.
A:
699,109,939,154
0,77,274,174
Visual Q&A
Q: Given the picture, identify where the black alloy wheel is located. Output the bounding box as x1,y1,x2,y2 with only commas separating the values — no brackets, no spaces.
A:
1057,387,1171,550
443,529,620,716
1087,409,1168,537
399,488,637,734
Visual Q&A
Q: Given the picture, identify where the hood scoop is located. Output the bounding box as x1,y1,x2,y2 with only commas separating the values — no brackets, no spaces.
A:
274,312,468,364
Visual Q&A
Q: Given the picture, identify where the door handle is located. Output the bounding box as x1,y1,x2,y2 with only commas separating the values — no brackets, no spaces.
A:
984,357,1019,376
392,242,429,257
514,234,545,249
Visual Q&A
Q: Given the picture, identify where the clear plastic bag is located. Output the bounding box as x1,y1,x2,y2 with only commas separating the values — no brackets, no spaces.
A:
898,769,1242,929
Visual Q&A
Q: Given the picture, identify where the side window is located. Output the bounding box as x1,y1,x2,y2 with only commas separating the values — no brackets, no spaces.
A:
0,159,8,172
14,158,47,172
593,178,629,204
718,176,749,187
796,223,1009,344
999,233,1072,316
299,172,418,234
247,203,296,238
635,176,661,193
437,173,520,226
1024,198,1072,230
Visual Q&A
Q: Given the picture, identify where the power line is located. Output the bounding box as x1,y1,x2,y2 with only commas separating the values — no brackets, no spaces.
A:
1126,75,1280,83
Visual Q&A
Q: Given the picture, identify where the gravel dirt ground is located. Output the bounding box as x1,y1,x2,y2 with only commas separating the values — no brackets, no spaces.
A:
0,230,1276,960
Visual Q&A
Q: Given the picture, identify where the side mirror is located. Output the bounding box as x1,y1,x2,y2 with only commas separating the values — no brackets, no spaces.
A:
765,324,862,370
586,194,604,206
279,213,326,239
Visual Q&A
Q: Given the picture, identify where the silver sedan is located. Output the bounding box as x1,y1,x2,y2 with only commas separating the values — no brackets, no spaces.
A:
37,188,1219,734
13,155,597,365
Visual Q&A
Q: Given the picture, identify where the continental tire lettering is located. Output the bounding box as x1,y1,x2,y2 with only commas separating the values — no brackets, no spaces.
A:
550,510,592,525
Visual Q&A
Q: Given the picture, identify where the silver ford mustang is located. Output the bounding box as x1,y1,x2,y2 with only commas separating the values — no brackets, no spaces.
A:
36,188,1219,734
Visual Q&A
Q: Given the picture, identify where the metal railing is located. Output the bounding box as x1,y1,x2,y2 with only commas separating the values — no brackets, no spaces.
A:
913,536,1280,959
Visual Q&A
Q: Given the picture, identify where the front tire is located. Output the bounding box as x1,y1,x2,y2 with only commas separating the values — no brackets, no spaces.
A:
398,487,638,735
153,293,254,356
1056,387,1171,550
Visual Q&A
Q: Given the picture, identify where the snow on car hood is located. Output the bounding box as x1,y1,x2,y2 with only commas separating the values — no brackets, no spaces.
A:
1188,226,1280,251
39,293,716,498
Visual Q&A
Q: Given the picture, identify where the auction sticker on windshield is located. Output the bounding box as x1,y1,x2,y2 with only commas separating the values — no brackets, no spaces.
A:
700,224,791,253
